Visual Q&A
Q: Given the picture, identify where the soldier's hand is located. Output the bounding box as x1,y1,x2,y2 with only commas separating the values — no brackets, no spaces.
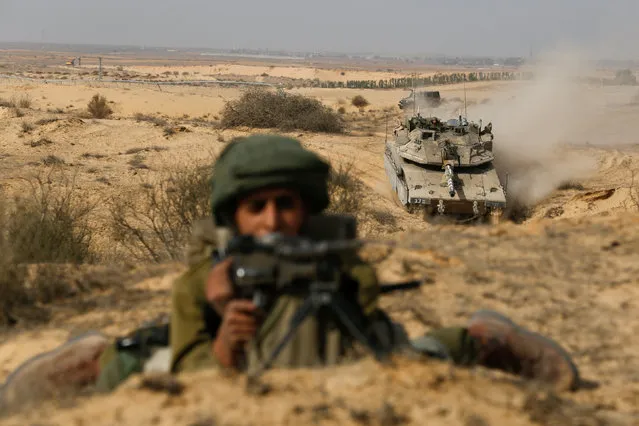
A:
205,257,234,316
212,300,258,368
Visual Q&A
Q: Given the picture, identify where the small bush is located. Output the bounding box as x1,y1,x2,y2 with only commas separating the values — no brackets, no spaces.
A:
42,155,65,166
20,121,34,133
557,180,585,191
368,209,397,227
163,126,176,137
81,152,106,159
30,138,54,148
87,93,113,119
134,113,168,127
11,94,32,109
221,88,344,133
109,161,212,262
6,171,96,264
351,95,369,108
0,97,13,107
327,163,361,214
125,146,167,155
128,153,149,169
337,107,346,114
0,262,32,326
35,117,60,125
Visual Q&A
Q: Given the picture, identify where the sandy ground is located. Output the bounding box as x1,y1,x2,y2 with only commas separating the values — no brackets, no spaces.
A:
0,56,638,425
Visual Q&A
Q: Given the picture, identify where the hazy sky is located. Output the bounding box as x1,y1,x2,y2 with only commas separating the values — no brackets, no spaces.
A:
1,0,637,58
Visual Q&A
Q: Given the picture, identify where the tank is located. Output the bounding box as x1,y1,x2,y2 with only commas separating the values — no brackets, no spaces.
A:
398,90,441,110
384,113,507,221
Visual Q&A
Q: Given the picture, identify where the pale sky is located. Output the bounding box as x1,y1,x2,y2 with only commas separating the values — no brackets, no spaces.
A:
0,0,637,59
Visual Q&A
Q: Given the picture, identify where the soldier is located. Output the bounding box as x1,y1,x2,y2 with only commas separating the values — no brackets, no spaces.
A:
0,135,580,410
166,135,579,392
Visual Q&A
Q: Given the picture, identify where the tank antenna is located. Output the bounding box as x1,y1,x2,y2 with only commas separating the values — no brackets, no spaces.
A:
385,113,388,143
463,80,468,121
412,73,416,116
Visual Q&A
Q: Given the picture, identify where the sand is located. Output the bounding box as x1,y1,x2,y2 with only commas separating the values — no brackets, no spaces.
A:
0,51,638,425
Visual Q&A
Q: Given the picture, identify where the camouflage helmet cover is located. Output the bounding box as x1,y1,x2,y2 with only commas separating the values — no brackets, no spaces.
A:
210,134,330,224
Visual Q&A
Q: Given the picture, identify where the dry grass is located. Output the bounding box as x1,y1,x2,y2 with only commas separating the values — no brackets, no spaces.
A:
0,171,98,325
87,93,113,119
20,121,35,134
0,204,31,326
29,138,54,148
326,163,362,214
368,209,397,228
109,161,212,262
163,126,176,137
35,117,60,125
16,94,32,109
128,153,149,170
7,171,96,264
351,95,370,108
42,155,65,166
125,146,168,155
557,180,585,191
629,169,639,210
81,152,106,159
221,88,344,133
133,113,168,127
0,94,32,109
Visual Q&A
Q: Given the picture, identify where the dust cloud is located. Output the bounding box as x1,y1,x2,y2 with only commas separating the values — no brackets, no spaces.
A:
466,48,638,205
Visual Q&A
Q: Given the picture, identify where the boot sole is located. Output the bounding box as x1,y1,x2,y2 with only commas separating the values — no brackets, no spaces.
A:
468,309,580,391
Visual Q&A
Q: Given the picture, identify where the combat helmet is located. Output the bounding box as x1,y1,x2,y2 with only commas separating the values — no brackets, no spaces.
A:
210,134,331,226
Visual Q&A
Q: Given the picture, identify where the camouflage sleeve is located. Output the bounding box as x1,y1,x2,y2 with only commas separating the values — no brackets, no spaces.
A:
343,254,381,316
169,258,221,373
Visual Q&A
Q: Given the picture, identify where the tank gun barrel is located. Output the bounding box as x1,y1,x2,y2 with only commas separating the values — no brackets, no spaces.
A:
444,163,455,197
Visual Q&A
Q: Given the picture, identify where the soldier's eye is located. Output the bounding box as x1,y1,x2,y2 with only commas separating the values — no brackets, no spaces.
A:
247,199,267,213
275,195,296,210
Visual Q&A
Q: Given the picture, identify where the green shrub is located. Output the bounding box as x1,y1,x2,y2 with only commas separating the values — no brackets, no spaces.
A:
221,88,344,133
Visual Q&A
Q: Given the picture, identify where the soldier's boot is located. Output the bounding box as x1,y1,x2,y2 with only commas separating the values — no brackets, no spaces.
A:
0,332,109,410
467,310,580,392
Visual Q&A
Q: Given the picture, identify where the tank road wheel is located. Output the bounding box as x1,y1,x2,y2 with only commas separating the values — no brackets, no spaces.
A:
489,208,504,225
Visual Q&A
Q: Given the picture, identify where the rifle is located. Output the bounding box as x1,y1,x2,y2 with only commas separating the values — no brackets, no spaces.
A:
217,222,424,380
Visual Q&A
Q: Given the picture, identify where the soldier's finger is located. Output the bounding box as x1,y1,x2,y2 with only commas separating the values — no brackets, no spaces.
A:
229,325,257,338
226,300,258,314
226,313,257,327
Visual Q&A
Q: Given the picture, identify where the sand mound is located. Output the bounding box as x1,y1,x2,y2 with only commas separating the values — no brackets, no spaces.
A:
0,213,638,424
3,357,635,426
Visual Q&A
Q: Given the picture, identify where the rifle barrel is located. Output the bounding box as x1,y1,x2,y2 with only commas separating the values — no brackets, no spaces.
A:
379,280,422,294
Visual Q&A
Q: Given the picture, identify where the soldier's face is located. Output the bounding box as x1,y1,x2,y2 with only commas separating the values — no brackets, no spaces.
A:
234,187,306,237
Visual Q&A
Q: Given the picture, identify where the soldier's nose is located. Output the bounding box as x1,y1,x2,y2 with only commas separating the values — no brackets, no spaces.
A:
261,200,280,232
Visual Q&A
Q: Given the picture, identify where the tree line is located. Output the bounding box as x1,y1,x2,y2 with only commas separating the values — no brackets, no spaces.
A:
305,71,534,89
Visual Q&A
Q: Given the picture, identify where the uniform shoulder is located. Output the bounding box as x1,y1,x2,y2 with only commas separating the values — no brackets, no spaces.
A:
184,217,218,267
